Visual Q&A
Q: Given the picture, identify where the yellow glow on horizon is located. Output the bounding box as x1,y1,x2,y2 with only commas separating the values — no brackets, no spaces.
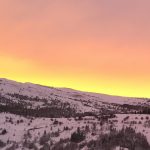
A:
1,55,150,98
0,1,150,98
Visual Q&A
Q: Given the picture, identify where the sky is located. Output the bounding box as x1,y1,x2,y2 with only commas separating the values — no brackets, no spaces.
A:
0,0,150,98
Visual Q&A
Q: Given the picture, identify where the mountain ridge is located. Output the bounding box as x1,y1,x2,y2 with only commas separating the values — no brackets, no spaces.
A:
0,78,150,117
0,77,149,99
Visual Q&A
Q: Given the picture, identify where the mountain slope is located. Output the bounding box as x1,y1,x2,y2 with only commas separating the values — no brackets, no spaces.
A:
0,78,150,150
0,78,150,117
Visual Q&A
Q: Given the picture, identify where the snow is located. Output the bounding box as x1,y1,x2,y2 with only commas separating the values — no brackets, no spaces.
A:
0,113,149,149
0,78,150,114
0,78,150,149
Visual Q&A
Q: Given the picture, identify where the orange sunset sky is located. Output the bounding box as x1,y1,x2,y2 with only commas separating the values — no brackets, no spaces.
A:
0,0,150,97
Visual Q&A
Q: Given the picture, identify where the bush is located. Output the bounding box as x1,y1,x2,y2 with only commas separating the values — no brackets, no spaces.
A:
144,120,150,128
53,120,59,125
40,143,50,150
52,142,78,150
23,139,38,149
71,127,85,143
39,131,50,145
1,129,7,135
0,140,5,148
64,126,69,131
51,131,60,137
87,127,150,150
28,142,38,149
52,142,64,150
123,116,129,121
65,142,78,150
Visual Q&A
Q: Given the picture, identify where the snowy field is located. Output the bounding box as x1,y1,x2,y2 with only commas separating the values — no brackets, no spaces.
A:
0,113,150,150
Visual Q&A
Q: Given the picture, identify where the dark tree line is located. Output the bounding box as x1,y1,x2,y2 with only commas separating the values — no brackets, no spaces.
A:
0,103,76,118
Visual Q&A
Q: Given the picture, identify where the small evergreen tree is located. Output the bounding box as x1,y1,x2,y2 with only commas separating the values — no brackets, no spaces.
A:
71,127,85,143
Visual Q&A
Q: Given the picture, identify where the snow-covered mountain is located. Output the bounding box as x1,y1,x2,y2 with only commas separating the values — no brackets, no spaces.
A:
0,78,150,150
0,78,150,116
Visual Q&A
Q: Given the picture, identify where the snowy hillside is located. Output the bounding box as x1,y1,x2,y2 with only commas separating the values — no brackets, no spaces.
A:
0,78,150,150
0,78,150,116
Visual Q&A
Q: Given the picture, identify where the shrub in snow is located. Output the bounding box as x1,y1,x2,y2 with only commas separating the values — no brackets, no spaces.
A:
139,121,142,124
71,127,85,143
144,120,150,128
39,131,50,145
79,142,87,149
23,139,38,150
53,119,59,125
64,126,69,131
40,143,50,150
123,116,130,122
146,116,149,120
51,131,60,137
87,127,150,150
64,142,78,150
85,125,90,133
52,142,78,150
0,140,5,148
1,129,7,135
